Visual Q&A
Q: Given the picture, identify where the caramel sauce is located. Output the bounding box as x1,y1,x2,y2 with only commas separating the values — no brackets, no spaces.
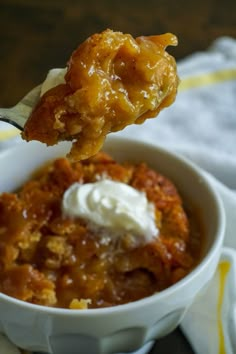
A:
23,29,178,161
0,152,202,309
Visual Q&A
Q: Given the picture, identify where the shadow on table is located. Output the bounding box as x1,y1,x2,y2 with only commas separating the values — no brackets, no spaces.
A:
150,327,194,354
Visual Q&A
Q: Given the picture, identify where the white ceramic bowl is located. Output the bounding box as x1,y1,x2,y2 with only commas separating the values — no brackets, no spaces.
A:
0,137,225,354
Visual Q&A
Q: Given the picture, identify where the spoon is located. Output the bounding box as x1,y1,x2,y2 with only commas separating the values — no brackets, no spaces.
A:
0,85,41,130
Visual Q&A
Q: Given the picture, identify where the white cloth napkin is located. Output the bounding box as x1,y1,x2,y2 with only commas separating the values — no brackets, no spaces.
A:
117,36,236,354
0,36,236,354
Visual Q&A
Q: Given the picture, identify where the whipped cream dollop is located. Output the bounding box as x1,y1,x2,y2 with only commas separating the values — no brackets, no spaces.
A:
40,68,66,96
62,180,158,243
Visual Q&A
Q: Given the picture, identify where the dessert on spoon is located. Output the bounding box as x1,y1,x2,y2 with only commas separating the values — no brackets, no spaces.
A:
0,29,179,161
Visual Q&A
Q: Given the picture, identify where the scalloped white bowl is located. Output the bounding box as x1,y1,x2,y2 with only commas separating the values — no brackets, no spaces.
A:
0,137,225,354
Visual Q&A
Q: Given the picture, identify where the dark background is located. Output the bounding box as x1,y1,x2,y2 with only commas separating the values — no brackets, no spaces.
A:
1,0,236,108
0,0,235,353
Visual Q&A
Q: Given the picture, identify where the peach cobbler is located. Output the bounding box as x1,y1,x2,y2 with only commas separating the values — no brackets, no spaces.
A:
22,29,179,161
0,151,202,309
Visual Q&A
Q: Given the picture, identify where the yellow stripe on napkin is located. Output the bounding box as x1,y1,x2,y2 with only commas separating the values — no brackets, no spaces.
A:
0,128,20,141
217,261,231,354
179,68,236,91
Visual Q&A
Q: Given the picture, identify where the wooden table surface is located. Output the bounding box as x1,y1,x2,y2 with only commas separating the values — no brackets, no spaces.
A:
0,1,235,353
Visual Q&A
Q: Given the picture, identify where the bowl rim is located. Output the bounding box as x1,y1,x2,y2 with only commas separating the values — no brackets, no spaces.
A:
0,137,226,316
